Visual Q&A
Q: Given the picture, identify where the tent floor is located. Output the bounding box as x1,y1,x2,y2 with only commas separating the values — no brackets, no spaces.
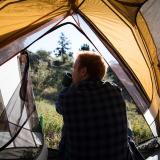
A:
146,149,160,160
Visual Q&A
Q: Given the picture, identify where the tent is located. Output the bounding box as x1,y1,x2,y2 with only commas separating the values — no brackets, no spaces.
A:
0,51,47,160
0,0,160,159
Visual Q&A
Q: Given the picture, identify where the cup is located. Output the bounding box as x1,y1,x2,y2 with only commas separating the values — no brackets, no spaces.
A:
62,72,72,87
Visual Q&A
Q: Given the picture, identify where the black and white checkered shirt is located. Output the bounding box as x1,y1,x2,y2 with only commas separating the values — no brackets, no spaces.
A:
56,79,128,160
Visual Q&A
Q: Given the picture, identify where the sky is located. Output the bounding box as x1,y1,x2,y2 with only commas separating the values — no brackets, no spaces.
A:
27,16,115,63
27,17,96,58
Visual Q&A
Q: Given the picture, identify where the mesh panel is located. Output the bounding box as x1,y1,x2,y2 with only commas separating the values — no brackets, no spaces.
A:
0,52,43,159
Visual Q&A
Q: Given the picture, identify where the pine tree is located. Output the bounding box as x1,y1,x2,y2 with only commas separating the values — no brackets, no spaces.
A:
54,32,72,63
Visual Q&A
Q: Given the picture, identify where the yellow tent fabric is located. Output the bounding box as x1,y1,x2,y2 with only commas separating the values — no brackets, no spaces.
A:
0,0,69,47
0,0,160,136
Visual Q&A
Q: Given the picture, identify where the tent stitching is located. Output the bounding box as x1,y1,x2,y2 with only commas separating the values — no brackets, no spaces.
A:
0,0,25,11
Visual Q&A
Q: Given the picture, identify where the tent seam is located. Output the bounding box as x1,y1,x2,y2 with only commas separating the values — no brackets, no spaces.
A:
136,11,160,95
97,1,151,104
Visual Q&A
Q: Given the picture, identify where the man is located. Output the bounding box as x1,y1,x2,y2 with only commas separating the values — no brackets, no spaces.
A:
56,52,129,160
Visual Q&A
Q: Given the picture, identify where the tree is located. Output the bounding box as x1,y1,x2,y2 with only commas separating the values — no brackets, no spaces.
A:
54,32,72,63
29,50,52,72
29,50,53,98
79,43,90,51
29,33,74,101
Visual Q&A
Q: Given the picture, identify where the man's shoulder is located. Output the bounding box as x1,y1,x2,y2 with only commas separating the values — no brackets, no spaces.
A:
62,80,122,98
61,85,78,97
103,81,122,92
75,80,122,93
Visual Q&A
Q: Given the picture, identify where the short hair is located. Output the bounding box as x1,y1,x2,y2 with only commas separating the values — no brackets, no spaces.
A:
77,52,106,80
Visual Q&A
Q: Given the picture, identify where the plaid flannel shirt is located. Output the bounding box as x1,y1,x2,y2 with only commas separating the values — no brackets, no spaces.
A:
56,79,128,160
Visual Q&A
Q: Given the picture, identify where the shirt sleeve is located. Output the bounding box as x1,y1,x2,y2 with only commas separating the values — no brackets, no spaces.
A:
55,87,69,115
55,84,77,115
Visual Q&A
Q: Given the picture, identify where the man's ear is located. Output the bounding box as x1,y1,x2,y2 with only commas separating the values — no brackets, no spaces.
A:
81,67,88,78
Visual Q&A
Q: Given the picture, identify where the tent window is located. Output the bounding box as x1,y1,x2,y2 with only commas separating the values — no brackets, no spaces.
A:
0,90,8,132
27,20,158,158
0,90,4,113
0,54,43,159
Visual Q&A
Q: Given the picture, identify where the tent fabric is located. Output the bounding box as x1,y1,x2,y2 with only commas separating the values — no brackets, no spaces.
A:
0,53,44,159
137,0,160,134
137,0,160,94
140,0,160,61
77,0,160,135
104,0,146,24
0,0,69,48
79,0,153,100
0,0,160,137
0,17,64,65
0,0,146,48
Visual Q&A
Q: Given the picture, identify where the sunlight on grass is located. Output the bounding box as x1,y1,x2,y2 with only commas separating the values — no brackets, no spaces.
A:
126,101,153,144
35,100,63,149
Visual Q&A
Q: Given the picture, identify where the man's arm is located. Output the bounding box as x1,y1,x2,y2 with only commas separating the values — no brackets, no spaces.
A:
55,87,68,115
55,83,76,114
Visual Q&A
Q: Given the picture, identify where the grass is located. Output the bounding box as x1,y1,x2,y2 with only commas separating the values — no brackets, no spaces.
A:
35,99,153,149
126,101,153,144
35,100,63,149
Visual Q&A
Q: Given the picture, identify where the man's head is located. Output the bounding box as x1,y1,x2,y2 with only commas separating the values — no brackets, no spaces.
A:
72,52,106,85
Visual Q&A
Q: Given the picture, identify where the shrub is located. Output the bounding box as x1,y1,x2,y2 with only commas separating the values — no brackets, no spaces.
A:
126,101,153,144
36,100,63,148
